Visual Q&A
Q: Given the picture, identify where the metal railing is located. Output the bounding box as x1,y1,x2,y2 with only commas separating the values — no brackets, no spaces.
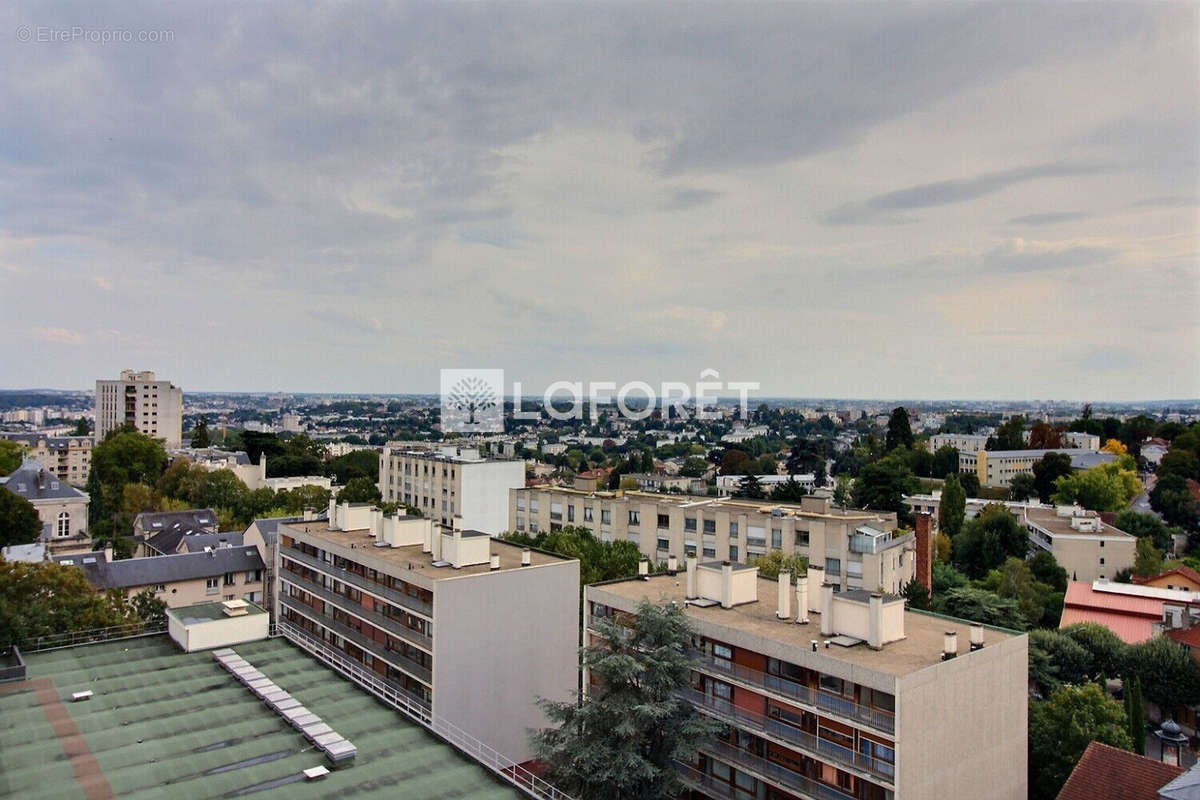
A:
277,620,575,800
281,545,433,617
699,739,858,800
280,596,432,684
674,762,753,799
280,571,433,652
690,651,895,734
18,621,168,653
678,687,895,783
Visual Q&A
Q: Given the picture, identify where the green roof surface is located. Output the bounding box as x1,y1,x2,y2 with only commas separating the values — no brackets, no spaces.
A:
0,636,519,799
166,600,268,623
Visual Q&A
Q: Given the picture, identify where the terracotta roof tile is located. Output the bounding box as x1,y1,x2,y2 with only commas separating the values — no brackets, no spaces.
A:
1057,741,1183,800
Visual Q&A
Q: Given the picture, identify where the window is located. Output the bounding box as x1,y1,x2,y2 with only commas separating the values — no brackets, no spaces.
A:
711,760,731,781
601,509,611,525
825,557,841,577
657,537,670,552
703,519,716,534
567,505,575,522
796,530,809,546
729,545,739,561
224,572,236,586
245,569,262,583
628,510,640,525
729,522,738,538
771,528,782,548
153,584,167,592
819,673,844,695
684,517,697,532
56,511,70,538
584,507,594,522
712,643,733,669
205,578,219,595
703,546,716,558
1099,557,1105,565
657,513,670,528
711,680,733,700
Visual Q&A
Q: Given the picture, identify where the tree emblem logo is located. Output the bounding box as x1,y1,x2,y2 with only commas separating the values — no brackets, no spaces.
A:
440,369,504,433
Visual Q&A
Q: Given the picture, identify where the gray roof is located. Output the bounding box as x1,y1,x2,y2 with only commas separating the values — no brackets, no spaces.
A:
1,542,46,562
251,515,307,545
1069,451,1120,470
59,547,265,590
0,433,90,451
173,447,253,466
0,459,88,502
181,531,245,552
137,509,219,552
1159,762,1200,799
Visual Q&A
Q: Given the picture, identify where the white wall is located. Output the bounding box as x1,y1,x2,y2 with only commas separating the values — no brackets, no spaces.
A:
459,460,526,534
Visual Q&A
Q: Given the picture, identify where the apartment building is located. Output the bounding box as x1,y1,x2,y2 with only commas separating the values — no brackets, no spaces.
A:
95,369,183,449
378,444,524,534
959,448,1114,488
275,500,579,763
926,433,990,453
512,488,913,595
0,458,91,556
58,545,267,606
0,432,92,485
1025,505,1136,583
586,561,1028,800
715,474,817,497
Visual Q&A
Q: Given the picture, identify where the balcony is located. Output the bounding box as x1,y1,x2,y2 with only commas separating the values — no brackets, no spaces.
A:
690,651,895,735
674,763,751,800
678,687,895,784
280,571,432,652
280,595,432,685
699,739,858,800
281,545,433,618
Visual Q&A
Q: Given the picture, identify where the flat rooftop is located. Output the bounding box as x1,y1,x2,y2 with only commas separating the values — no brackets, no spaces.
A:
1024,507,1135,539
166,600,267,624
591,573,1019,677
282,520,569,576
0,636,518,799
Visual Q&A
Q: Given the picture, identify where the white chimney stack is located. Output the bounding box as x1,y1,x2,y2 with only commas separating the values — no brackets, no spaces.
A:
489,553,500,571
777,572,792,620
942,630,958,660
638,558,649,578
796,576,810,624
328,498,337,527
667,554,678,574
970,623,985,651
819,583,834,636
720,561,734,609
422,521,433,554
521,548,532,567
685,555,698,600
868,592,883,650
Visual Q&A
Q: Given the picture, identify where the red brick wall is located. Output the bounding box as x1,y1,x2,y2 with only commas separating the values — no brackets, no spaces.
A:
915,512,933,597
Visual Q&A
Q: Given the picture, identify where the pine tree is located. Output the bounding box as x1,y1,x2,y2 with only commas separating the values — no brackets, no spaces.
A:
531,600,720,800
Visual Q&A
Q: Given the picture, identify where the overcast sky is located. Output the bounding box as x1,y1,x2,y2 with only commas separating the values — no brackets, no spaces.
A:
2,1,1197,400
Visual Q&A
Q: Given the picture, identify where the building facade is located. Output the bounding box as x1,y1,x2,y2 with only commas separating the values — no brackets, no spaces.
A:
512,488,913,595
95,369,183,449
0,432,92,485
275,501,579,763
926,433,990,453
1024,506,1136,583
378,445,525,534
959,448,1113,488
58,545,267,606
586,562,1028,800
0,458,91,556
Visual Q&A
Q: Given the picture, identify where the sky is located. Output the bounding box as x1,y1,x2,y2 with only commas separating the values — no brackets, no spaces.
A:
1,1,1198,401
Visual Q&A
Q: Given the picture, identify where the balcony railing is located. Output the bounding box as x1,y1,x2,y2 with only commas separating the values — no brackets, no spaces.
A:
678,687,895,784
690,651,895,734
280,596,432,684
281,545,433,617
699,738,858,800
281,570,432,652
674,762,753,800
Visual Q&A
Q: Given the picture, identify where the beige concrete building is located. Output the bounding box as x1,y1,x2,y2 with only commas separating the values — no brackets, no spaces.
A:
512,487,913,595
378,444,524,534
960,448,1115,488
95,369,183,449
926,433,990,453
587,564,1028,800
1024,506,1136,583
274,500,579,764
0,432,92,485
1,458,91,556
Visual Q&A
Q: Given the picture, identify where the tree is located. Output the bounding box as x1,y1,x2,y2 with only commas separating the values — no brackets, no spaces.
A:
952,504,1029,579
276,485,333,515
0,441,21,476
933,532,952,563
679,456,708,478
851,459,919,523
957,471,981,497
931,445,960,480
978,557,1054,629
337,476,382,505
190,418,212,448
1032,452,1074,503
902,577,931,610
502,527,642,587
1052,459,1142,511
1113,509,1177,552
72,417,90,436
770,478,808,503
1125,636,1200,712
1158,448,1200,483
735,474,765,500
1132,537,1165,578
1150,474,1200,531
1061,623,1129,680
1126,675,1146,756
1029,551,1068,593
88,431,168,550
832,474,853,507
936,587,1025,629
938,474,967,539
128,588,167,627
748,551,808,580
0,490,42,548
1028,629,1091,694
1101,438,1129,456
0,560,136,648
719,449,749,475
1008,473,1037,502
196,469,249,512
993,415,1027,450
884,407,914,452
1028,422,1065,450
530,601,720,800
1028,684,1133,800
932,561,969,594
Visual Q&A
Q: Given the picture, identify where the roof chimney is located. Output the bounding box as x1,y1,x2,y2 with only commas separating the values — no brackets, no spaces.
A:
103,546,113,563
942,630,958,660
638,558,649,579
795,575,810,624
667,554,678,574
777,572,792,620
969,623,985,651
521,548,531,567
868,592,883,650
819,582,834,636
302,506,315,522
685,555,698,600
720,561,734,609
489,553,500,571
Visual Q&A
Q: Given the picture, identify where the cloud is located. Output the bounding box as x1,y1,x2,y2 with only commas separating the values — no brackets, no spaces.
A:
981,239,1117,274
1008,212,1093,226
665,187,722,211
1131,196,1199,209
31,327,87,346
91,276,114,291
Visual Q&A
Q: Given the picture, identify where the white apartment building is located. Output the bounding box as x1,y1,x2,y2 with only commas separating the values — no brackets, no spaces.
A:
715,473,817,497
926,433,991,453
512,487,914,595
94,369,183,449
0,432,92,485
379,445,525,534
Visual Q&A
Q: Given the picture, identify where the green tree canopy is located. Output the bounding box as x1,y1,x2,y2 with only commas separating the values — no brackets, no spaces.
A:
735,473,765,499
530,601,720,800
1028,629,1092,694
1028,550,1068,593
936,587,1025,629
196,469,249,512
748,551,808,580
1008,473,1037,502
1132,537,1165,578
0,560,136,648
1124,635,1200,712
938,474,967,539
992,415,1027,450
885,407,914,452
1028,684,1133,800
503,526,642,587
1052,459,1142,511
1114,509,1178,552
952,504,1029,579
72,417,90,436
327,449,381,484
1061,623,1129,681
1150,474,1200,532
931,445,960,480
190,418,211,448
769,477,808,502
851,458,919,524
1032,452,1073,504
0,489,42,548
337,476,382,505
0,441,22,477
